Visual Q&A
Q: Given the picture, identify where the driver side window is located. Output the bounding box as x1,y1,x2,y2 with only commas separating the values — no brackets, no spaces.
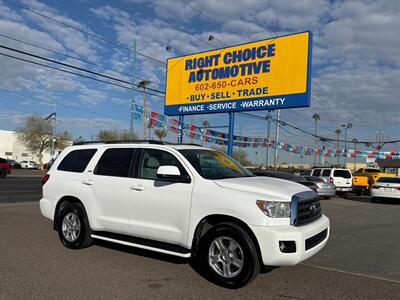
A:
139,149,187,180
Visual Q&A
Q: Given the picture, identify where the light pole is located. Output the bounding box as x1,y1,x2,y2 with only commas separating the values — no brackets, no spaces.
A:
335,128,342,166
341,123,352,167
273,110,281,170
130,39,137,141
352,138,358,171
312,113,320,166
44,111,56,161
266,110,272,169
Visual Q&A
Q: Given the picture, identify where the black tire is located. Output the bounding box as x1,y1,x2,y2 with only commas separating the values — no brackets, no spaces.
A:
371,197,378,203
197,222,260,289
323,196,331,200
0,169,6,178
355,191,362,196
57,203,92,249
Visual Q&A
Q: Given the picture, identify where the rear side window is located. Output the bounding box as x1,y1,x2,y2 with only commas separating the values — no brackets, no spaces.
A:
313,169,321,177
333,170,351,178
94,148,135,178
365,169,379,173
302,170,312,176
322,169,331,176
377,177,400,183
58,149,97,173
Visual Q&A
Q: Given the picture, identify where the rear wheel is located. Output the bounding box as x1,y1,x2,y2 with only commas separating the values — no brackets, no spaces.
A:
197,222,260,289
0,169,6,178
323,196,331,200
57,203,92,249
371,197,378,203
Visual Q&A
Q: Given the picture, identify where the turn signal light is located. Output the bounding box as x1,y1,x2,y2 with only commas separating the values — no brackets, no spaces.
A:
42,174,50,185
329,177,334,184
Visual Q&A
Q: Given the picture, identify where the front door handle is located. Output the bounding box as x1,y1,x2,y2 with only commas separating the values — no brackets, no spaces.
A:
82,179,93,186
130,184,144,191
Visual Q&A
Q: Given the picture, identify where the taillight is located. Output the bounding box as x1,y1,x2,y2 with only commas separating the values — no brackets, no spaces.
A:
42,174,50,185
329,177,334,184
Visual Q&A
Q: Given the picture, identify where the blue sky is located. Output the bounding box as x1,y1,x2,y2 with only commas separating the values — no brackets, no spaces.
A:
0,0,399,163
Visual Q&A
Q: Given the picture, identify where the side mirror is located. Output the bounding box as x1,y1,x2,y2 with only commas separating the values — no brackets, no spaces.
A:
157,165,186,182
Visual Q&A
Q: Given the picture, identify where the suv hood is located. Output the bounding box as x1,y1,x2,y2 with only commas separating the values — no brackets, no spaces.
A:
213,176,310,201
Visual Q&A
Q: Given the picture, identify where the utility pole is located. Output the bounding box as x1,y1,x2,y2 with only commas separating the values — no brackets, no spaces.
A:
273,110,280,170
312,113,320,166
341,123,352,168
352,138,358,171
138,79,151,139
335,128,342,166
376,131,384,151
129,39,136,141
266,110,272,169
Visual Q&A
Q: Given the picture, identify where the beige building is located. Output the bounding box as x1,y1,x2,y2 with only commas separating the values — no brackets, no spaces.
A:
0,129,52,163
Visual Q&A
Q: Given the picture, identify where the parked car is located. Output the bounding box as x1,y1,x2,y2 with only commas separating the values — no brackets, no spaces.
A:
7,159,21,169
20,160,39,169
0,157,11,178
303,168,352,195
252,169,318,192
370,177,400,203
40,142,330,288
303,176,336,199
354,168,395,186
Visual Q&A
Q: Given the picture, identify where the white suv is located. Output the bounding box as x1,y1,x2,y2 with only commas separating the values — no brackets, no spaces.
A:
40,142,330,288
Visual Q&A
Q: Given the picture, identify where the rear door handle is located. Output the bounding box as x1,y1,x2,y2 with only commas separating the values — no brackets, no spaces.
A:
82,179,93,186
130,184,144,191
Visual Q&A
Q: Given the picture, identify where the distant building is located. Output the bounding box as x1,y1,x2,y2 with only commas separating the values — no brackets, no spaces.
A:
376,159,400,176
0,129,52,162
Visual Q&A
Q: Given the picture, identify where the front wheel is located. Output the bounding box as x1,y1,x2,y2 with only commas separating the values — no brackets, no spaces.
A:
57,203,92,249
197,222,260,289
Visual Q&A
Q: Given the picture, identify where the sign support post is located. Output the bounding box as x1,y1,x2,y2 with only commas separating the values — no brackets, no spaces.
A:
228,112,235,157
130,39,137,141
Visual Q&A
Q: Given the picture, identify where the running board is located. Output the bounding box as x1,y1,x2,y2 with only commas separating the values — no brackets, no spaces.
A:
91,231,191,258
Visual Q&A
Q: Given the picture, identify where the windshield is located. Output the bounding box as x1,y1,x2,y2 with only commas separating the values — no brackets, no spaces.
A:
179,149,254,180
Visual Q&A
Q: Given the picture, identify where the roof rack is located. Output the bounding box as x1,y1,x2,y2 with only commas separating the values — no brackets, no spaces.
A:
72,140,204,147
73,140,166,146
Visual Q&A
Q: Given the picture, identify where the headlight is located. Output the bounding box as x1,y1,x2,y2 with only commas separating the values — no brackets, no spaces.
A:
256,200,291,218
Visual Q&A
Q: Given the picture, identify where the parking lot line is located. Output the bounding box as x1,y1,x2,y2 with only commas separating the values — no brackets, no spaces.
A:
302,263,400,285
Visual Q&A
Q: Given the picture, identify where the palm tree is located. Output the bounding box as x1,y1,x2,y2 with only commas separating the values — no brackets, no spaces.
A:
154,128,168,141
312,113,320,165
137,80,151,139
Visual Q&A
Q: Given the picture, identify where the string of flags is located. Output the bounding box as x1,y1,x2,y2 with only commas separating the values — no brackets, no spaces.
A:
133,104,400,160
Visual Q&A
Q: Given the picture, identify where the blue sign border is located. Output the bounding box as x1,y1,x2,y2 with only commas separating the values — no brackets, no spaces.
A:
164,31,312,116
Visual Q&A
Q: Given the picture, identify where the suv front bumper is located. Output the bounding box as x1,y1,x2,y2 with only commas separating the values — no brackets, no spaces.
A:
250,215,330,266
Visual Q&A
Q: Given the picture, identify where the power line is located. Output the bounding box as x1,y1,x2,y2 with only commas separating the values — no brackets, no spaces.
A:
0,44,166,96
3,0,166,66
0,33,166,89
0,52,165,99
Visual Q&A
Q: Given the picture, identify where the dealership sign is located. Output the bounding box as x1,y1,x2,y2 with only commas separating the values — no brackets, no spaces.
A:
164,31,312,116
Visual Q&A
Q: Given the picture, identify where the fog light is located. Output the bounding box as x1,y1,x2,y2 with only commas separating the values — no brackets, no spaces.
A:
279,241,296,253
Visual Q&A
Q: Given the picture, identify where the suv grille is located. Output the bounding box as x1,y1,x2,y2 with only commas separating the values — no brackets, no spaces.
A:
292,196,322,226
305,229,328,250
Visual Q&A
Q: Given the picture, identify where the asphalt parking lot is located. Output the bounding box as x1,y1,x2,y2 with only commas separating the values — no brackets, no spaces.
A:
1,175,400,299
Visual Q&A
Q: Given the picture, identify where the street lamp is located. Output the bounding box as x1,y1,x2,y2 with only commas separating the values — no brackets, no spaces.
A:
341,123,352,167
44,112,56,161
334,128,342,166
